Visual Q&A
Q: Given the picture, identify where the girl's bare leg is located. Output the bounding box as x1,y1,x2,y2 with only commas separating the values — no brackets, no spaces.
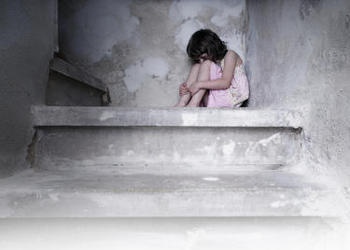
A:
187,60,211,107
175,63,200,107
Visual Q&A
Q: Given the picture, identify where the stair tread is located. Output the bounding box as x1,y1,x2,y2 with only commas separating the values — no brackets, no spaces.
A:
0,167,324,191
50,57,108,92
0,165,339,217
31,105,303,128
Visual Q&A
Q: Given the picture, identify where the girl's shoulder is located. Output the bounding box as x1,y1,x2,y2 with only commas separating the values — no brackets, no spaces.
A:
226,50,236,57
223,50,243,65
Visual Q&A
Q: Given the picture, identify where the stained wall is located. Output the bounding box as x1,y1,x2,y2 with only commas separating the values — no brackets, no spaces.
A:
246,0,350,183
59,0,247,107
0,0,56,176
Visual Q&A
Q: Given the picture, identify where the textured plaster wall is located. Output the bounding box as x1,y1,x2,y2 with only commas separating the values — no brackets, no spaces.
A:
0,0,55,176
246,0,350,184
59,0,247,107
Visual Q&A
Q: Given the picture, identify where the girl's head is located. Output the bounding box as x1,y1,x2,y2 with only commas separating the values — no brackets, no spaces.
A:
186,29,227,63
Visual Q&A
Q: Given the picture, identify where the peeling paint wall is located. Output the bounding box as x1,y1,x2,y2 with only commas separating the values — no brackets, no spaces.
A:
59,0,247,107
0,0,56,177
246,0,350,184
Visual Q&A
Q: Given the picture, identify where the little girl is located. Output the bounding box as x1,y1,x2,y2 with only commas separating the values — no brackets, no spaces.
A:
175,29,249,108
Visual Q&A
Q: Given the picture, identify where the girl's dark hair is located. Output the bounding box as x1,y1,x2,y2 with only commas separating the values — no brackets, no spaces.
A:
186,29,227,63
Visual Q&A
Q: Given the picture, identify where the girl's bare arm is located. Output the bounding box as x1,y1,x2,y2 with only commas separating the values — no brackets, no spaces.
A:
196,50,238,90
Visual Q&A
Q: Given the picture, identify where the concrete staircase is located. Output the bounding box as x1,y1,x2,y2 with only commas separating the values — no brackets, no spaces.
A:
0,106,340,217
46,56,111,106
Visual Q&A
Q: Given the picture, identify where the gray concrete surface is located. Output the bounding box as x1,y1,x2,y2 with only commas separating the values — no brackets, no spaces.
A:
246,0,350,185
0,0,56,177
1,0,349,224
46,57,110,105
34,126,301,169
50,57,108,92
1,217,347,250
32,106,303,128
30,106,303,168
0,166,341,217
46,71,105,106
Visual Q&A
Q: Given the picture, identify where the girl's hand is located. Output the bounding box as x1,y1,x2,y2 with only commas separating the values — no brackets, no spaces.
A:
179,82,190,96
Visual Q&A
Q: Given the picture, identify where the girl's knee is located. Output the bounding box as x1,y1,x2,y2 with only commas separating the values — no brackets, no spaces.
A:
191,63,201,70
198,60,212,75
200,60,213,69
188,63,201,76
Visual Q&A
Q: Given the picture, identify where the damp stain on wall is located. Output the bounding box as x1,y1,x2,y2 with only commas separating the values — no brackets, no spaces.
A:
59,0,246,107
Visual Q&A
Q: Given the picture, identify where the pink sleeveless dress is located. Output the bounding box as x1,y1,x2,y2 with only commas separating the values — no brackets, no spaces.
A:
206,60,249,108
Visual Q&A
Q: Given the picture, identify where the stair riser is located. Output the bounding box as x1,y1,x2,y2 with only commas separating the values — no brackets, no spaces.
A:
34,127,302,169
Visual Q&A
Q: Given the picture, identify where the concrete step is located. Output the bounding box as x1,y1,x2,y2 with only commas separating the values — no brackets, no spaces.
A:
0,217,345,250
50,57,108,93
32,105,303,128
0,165,339,217
31,106,304,168
48,57,111,106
